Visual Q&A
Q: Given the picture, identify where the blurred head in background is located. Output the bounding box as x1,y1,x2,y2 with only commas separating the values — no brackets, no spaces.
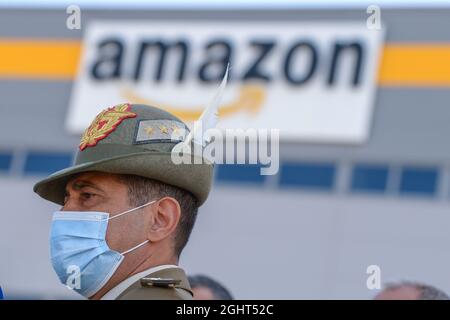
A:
188,275,233,300
374,281,449,300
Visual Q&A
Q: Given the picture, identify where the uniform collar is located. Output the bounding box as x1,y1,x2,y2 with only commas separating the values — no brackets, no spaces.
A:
100,264,178,300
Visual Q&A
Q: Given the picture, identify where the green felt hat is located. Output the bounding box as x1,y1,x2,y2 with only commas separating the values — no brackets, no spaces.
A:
33,103,213,206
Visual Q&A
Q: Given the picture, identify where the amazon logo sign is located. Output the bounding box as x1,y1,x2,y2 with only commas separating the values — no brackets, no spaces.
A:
67,21,384,143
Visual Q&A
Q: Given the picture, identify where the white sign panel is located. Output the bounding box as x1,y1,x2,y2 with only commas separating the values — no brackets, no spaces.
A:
67,21,384,143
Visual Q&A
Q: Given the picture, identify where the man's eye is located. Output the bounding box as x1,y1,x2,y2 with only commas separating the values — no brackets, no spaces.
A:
81,192,95,200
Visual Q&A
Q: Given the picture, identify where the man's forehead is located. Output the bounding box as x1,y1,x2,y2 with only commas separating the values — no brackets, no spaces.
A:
66,172,121,189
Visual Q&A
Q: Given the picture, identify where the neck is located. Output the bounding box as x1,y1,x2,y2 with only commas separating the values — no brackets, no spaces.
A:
89,244,178,300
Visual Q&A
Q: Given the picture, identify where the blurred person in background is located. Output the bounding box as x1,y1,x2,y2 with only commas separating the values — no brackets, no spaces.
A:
374,281,449,300
188,274,233,300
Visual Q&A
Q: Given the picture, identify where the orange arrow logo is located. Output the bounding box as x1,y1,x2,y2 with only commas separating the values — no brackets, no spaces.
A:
120,84,266,121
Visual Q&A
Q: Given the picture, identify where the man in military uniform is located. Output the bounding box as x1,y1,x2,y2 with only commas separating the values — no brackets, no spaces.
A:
33,103,213,300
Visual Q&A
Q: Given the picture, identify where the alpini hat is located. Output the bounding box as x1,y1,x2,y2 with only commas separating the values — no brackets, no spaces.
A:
33,103,214,206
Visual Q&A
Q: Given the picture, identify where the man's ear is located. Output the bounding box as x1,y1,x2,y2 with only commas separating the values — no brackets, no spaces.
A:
147,197,181,243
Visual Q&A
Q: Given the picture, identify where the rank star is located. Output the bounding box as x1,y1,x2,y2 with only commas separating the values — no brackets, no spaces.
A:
159,125,168,134
172,126,180,134
145,127,154,135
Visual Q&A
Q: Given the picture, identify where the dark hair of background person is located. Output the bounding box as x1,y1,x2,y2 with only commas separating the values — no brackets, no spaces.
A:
188,274,234,300
384,281,450,300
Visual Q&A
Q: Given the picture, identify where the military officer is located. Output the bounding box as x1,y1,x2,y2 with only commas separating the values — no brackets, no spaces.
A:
33,103,214,300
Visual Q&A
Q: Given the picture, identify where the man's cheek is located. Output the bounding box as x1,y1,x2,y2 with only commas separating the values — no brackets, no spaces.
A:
105,225,120,250
106,221,133,252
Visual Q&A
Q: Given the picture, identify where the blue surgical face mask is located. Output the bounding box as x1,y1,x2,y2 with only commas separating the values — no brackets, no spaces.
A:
49,200,156,298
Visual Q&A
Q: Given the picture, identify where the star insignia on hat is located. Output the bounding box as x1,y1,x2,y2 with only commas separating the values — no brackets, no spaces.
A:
79,103,137,151
159,125,169,134
172,125,180,135
145,126,154,136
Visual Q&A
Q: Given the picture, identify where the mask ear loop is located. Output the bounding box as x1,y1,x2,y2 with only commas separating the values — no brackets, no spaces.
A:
107,200,157,221
108,200,156,255
121,239,150,255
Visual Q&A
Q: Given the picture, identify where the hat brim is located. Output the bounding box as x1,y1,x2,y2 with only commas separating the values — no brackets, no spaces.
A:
33,151,213,206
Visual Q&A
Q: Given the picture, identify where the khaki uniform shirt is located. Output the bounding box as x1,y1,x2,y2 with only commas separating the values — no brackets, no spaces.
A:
101,265,193,300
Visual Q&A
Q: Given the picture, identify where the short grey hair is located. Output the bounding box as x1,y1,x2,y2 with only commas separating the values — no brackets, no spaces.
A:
384,281,449,300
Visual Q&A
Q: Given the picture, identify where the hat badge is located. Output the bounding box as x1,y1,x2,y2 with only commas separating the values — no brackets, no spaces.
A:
79,103,137,151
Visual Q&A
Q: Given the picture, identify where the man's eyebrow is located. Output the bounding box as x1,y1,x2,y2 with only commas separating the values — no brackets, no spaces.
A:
67,180,105,193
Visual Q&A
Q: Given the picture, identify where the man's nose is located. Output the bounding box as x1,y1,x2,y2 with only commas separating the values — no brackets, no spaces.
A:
61,198,78,212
